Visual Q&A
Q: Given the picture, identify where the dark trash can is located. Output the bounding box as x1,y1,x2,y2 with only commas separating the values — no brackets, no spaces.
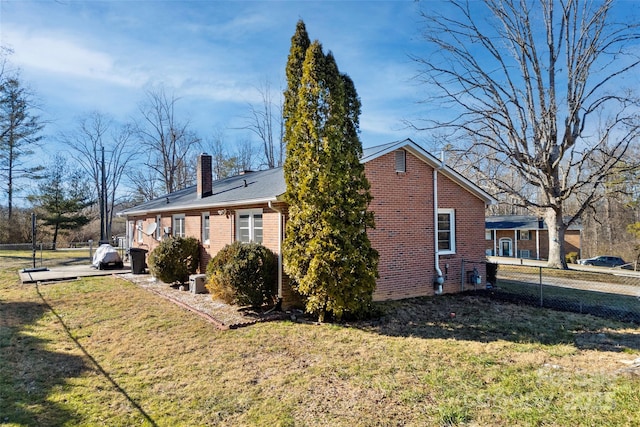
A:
129,248,148,274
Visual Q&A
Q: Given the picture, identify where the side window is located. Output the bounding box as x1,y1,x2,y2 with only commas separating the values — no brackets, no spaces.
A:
437,209,456,254
236,209,263,244
136,220,143,243
155,215,162,240
172,214,186,238
202,212,210,244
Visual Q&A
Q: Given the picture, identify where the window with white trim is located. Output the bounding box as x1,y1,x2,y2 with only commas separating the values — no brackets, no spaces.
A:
437,209,456,254
485,230,493,240
237,209,263,243
155,215,162,240
136,220,144,243
202,212,210,244
518,249,531,258
173,214,185,238
519,230,530,240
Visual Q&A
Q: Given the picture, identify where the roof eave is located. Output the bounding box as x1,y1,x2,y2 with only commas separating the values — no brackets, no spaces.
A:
117,195,284,218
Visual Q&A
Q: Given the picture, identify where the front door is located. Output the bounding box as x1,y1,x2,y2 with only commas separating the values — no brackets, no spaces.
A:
499,238,512,257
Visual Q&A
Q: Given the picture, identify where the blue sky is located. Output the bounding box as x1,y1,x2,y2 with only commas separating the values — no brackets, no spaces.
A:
1,0,429,158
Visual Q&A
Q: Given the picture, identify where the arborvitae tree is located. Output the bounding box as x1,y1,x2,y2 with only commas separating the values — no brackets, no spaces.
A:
282,20,310,192
28,156,94,250
283,30,378,322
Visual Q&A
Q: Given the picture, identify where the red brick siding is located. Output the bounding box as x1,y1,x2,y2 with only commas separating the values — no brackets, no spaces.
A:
366,150,487,300
128,150,489,305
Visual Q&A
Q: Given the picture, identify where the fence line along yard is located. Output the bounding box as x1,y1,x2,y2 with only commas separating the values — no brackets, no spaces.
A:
488,263,640,324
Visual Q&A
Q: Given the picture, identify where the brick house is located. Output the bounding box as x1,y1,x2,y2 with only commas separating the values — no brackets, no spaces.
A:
119,139,496,307
485,215,582,260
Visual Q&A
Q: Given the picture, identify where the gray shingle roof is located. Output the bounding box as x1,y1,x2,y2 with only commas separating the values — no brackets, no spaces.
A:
119,167,286,216
486,215,582,230
119,139,497,217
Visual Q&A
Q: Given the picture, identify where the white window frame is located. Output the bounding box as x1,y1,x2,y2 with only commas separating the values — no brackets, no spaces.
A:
136,219,144,243
437,208,456,255
172,214,186,238
236,209,263,244
202,212,210,245
485,230,493,240
519,230,530,240
155,215,162,240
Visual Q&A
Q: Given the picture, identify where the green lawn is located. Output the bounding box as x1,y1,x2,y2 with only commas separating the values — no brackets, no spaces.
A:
1,251,640,426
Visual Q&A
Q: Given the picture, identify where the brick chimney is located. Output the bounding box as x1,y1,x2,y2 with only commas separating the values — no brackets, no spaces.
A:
197,153,212,198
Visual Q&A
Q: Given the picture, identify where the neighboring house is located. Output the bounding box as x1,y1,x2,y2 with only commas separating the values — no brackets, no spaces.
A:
118,139,496,308
485,215,582,260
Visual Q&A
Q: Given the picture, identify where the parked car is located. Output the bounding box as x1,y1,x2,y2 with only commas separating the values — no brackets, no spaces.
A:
577,255,630,269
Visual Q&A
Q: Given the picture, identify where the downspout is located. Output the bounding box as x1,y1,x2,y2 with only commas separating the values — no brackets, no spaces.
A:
433,154,445,295
268,201,283,307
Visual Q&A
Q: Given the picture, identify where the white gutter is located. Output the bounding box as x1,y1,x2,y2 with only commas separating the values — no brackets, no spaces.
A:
433,153,445,295
268,201,283,302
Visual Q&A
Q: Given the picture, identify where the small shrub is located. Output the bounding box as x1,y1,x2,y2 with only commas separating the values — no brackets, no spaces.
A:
148,237,200,284
206,241,277,307
566,251,578,264
486,262,499,285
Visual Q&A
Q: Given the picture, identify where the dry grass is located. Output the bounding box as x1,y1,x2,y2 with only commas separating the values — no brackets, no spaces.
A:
1,251,640,426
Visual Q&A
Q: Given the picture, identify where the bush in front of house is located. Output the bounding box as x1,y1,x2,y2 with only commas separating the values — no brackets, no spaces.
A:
205,241,277,308
148,236,200,284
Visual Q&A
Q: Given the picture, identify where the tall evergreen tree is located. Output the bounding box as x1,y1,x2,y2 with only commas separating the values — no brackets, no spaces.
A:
0,76,44,220
283,29,378,322
28,156,93,250
282,20,310,192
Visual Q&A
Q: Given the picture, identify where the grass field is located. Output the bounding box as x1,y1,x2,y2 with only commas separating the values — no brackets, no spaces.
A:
1,251,640,426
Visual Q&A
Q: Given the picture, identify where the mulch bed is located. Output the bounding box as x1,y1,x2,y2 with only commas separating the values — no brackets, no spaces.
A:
118,272,288,329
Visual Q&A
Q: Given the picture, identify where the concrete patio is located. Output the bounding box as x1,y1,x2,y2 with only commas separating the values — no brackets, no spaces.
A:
19,264,133,284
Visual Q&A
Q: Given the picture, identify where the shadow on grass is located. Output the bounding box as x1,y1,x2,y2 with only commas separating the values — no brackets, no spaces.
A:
357,294,640,352
0,301,87,425
34,285,159,427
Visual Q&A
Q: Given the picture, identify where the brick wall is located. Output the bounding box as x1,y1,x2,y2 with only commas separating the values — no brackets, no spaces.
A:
366,149,488,300
128,149,489,305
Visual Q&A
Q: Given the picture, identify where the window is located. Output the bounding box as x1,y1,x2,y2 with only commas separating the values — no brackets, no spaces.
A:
437,209,455,254
155,215,162,240
519,230,530,240
172,214,185,238
136,220,144,243
202,212,210,244
518,250,531,258
485,230,493,240
237,209,263,243
395,150,406,173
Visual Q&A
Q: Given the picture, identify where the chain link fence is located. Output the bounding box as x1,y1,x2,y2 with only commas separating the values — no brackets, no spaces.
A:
484,263,640,324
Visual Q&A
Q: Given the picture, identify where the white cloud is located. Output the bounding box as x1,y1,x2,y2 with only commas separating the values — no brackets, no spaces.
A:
4,25,148,87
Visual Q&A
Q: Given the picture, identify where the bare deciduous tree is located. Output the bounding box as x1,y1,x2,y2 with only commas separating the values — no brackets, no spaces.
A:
135,86,201,195
242,80,283,169
61,111,137,241
414,0,640,268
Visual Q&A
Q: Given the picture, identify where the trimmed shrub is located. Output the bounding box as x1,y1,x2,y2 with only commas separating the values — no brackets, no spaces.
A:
566,252,578,264
205,241,277,307
148,236,200,284
486,262,499,286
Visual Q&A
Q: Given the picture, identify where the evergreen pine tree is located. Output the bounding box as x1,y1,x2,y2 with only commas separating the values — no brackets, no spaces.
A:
283,26,378,322
28,156,93,249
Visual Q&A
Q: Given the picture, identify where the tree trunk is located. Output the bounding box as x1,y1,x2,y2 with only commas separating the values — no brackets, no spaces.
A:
545,207,567,269
52,223,59,251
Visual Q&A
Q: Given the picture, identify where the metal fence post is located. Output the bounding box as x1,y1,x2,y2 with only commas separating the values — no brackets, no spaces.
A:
539,266,543,307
